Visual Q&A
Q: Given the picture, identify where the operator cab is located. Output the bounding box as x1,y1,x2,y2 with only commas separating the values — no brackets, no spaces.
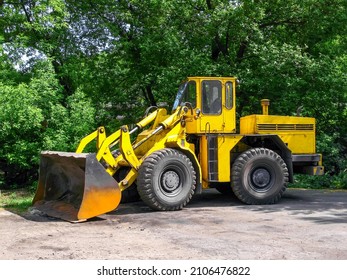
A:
173,77,237,134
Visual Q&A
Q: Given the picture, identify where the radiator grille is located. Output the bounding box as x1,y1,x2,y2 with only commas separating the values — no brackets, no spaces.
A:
257,123,314,131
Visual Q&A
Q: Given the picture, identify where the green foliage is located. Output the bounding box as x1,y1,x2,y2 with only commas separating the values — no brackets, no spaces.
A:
42,88,97,151
0,0,346,189
0,59,96,188
1,0,69,60
0,83,44,168
293,173,347,190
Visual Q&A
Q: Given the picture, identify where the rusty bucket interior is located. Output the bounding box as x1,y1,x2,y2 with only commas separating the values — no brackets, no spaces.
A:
33,151,121,222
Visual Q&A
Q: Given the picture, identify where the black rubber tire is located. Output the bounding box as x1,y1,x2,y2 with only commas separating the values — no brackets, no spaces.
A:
114,167,140,203
137,148,196,211
231,148,289,204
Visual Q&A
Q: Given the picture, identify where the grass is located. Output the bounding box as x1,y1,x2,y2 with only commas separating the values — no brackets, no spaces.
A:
0,188,35,214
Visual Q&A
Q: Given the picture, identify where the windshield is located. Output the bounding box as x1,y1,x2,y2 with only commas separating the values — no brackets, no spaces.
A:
172,81,196,111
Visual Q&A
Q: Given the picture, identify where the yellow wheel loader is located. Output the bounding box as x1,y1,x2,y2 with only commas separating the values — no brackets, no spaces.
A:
33,77,324,222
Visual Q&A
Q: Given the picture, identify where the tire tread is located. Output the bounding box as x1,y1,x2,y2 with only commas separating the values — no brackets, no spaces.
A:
138,148,196,211
232,148,289,205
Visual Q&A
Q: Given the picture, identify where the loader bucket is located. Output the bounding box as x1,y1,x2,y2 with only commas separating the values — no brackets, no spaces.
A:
33,151,121,222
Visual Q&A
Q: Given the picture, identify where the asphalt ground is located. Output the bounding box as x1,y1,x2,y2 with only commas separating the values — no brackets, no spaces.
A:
0,188,346,260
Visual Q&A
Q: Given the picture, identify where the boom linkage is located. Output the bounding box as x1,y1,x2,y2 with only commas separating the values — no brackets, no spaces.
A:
74,106,189,190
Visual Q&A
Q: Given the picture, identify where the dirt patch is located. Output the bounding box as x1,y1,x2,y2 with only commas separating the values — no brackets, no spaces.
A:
1,189,346,260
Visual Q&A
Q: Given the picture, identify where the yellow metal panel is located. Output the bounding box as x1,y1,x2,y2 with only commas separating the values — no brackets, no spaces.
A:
200,135,243,185
200,116,225,133
240,114,316,154
278,134,315,154
239,115,256,134
303,166,324,175
217,135,243,182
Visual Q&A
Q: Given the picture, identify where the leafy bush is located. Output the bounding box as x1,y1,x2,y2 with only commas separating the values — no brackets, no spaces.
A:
0,60,96,188
293,173,347,190
292,132,347,190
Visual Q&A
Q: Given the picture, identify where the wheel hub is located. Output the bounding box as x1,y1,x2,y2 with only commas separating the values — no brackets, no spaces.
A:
251,168,271,188
161,170,180,192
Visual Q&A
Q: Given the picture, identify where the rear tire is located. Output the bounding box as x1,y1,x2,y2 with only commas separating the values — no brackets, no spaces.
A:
232,148,288,204
137,148,196,211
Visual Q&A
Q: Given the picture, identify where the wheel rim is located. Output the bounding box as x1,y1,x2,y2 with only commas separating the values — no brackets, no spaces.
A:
250,167,273,192
159,166,184,196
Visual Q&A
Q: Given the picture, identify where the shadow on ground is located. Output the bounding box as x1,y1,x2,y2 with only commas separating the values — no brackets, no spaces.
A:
14,188,347,225
107,188,347,225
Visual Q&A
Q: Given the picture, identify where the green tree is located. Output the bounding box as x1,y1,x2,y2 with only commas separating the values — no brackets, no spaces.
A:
0,59,96,188
0,0,346,188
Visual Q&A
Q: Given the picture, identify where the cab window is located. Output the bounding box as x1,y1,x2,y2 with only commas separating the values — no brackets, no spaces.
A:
202,80,222,114
225,82,233,109
172,81,196,110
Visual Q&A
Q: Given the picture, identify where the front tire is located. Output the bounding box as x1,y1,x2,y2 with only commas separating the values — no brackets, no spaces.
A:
137,148,196,211
232,148,289,204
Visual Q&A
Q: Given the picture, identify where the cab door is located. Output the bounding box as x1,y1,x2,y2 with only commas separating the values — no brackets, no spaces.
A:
200,80,224,133
199,79,236,133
